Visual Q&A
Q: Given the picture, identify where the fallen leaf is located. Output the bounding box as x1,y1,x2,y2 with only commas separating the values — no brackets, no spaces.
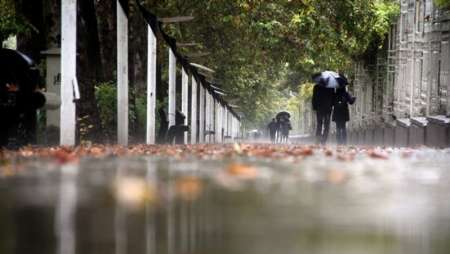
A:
226,163,258,179
327,169,348,184
367,149,388,160
175,176,203,201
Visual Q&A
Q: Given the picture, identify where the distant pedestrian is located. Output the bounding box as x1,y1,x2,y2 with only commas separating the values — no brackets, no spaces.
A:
332,87,356,145
312,81,334,145
278,118,292,143
267,118,278,143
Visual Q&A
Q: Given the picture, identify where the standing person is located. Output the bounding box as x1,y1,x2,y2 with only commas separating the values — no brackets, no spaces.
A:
0,49,46,148
267,118,278,143
312,81,335,145
279,118,292,143
332,87,356,145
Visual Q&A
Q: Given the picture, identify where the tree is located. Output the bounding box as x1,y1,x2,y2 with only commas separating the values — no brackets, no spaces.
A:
144,0,399,128
7,0,401,137
0,0,29,46
435,0,450,8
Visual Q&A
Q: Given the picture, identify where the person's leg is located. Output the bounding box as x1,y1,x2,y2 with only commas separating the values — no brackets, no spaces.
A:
322,113,331,145
335,122,341,145
336,121,344,145
341,122,347,145
316,112,323,144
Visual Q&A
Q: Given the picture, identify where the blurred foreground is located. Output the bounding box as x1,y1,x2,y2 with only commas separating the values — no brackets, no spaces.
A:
1,144,450,254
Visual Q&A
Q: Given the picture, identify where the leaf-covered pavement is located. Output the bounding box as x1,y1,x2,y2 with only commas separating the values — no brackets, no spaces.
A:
1,144,450,254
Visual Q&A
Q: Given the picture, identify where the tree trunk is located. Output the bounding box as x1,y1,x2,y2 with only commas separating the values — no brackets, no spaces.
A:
15,0,45,62
42,0,60,49
95,0,116,82
76,0,105,143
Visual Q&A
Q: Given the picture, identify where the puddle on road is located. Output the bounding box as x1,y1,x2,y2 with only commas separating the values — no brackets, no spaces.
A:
0,148,449,254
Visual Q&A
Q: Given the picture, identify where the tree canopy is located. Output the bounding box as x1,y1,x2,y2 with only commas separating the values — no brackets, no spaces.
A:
146,0,399,128
1,0,400,131
435,0,450,8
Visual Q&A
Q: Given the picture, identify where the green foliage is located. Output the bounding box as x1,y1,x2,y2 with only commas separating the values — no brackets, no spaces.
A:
435,0,450,8
299,83,315,100
8,0,401,132
95,82,118,136
146,0,399,128
134,95,148,132
0,0,30,44
95,82,155,140
373,0,400,42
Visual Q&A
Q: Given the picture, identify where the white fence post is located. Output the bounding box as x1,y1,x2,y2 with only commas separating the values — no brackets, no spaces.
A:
146,25,157,144
199,85,205,143
230,115,234,141
182,67,189,143
214,99,220,143
190,76,198,144
168,49,177,127
205,92,211,143
60,0,77,146
117,0,129,145
223,105,229,142
220,104,225,143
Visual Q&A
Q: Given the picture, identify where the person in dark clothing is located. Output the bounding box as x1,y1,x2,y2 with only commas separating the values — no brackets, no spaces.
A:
0,49,46,148
167,110,189,144
332,87,356,145
312,83,335,145
157,109,169,144
267,118,278,143
278,118,292,143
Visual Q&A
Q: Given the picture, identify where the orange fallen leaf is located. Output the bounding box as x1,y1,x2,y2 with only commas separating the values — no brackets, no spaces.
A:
176,176,203,201
52,148,78,164
226,163,258,179
327,169,347,184
367,150,388,160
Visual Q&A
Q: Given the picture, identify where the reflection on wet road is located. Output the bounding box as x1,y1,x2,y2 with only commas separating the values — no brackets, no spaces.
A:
0,146,449,254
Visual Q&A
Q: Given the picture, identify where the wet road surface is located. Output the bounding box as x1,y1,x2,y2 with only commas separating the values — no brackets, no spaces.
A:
0,144,449,254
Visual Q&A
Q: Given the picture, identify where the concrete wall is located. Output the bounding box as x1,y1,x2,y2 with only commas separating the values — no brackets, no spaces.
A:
347,1,450,148
298,1,450,148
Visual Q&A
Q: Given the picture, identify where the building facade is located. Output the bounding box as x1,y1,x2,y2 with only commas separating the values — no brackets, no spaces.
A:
347,0,450,147
298,0,450,147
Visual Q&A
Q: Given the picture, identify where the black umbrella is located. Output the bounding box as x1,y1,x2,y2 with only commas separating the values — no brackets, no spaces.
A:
276,111,291,120
0,48,39,93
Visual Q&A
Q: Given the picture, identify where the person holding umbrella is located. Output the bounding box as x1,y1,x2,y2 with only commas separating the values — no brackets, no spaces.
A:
332,81,356,145
311,71,339,145
275,111,291,143
0,48,46,148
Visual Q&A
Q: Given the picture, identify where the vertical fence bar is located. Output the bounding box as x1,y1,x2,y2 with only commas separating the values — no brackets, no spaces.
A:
182,68,189,143
205,92,211,143
60,0,77,146
168,49,177,127
224,107,228,142
146,25,157,144
190,77,198,144
210,94,214,143
199,85,205,143
117,0,129,145
220,104,224,143
233,117,237,140
230,115,234,141
214,99,220,143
